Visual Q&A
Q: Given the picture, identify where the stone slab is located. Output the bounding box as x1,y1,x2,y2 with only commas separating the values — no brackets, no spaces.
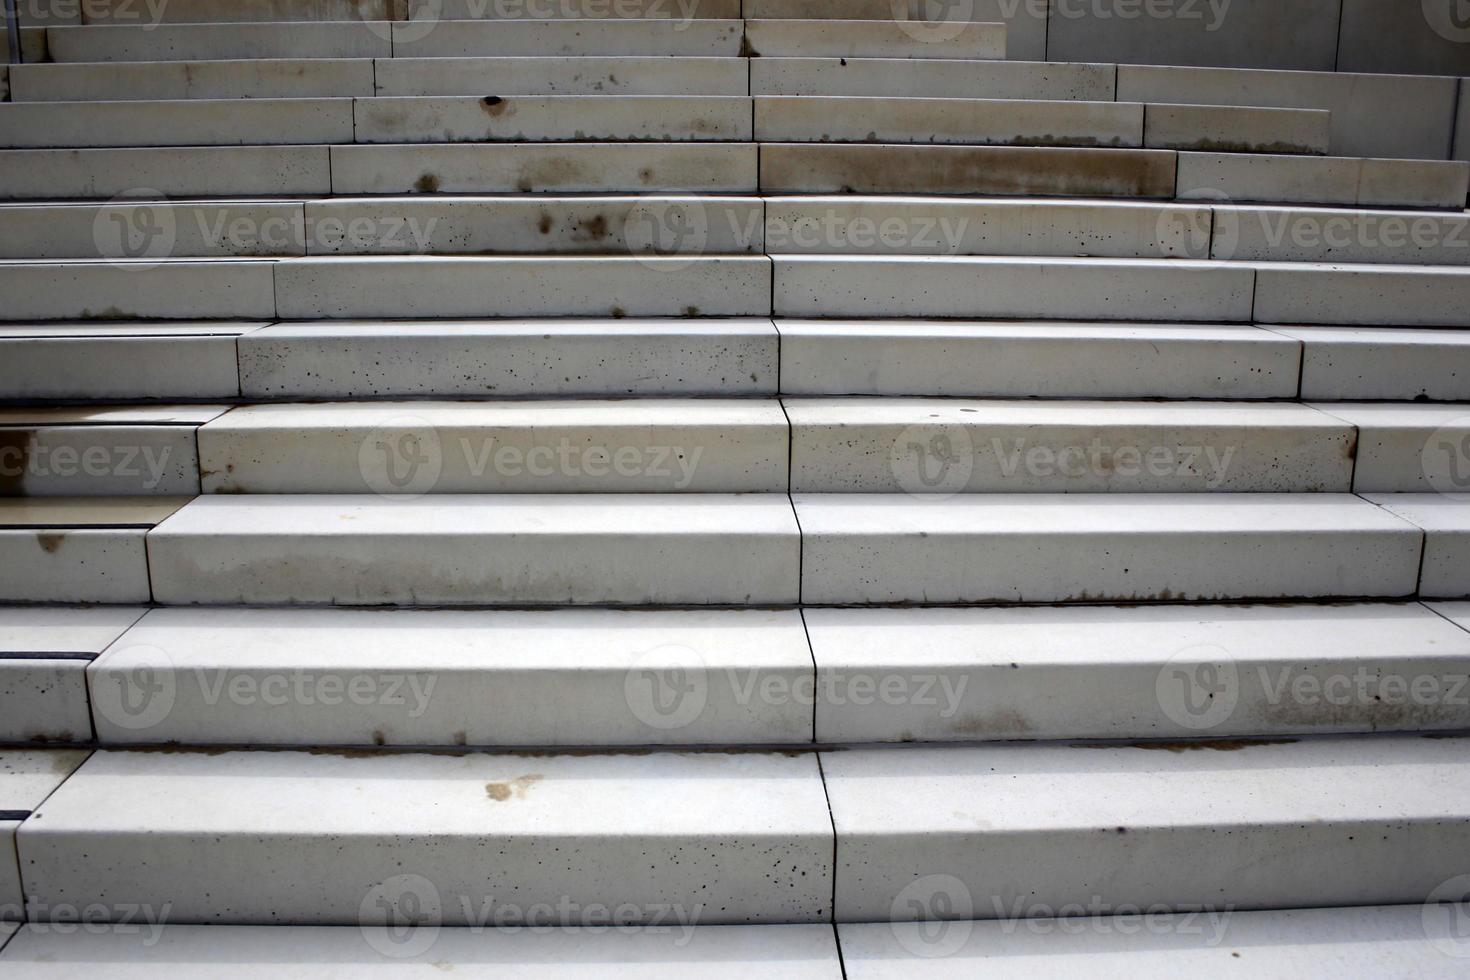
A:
0,98,354,149
0,323,252,401
742,19,1004,60
354,95,751,144
1216,206,1470,265
1338,0,1470,75
1277,325,1470,402
375,56,748,97
0,202,307,260
744,0,1047,61
753,96,1142,147
1311,402,1470,493
750,58,1113,101
1143,103,1330,154
45,22,392,62
1177,152,1470,209
9,59,375,102
0,260,277,321
0,146,332,200
1253,262,1470,327
1364,493,1470,598
392,19,743,57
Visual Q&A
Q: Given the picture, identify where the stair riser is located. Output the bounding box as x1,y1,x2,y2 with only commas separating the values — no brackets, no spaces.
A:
355,96,752,144
742,19,1005,60
10,59,375,101
0,531,150,604
0,426,199,496
0,147,332,201
0,332,246,402
751,57,1114,100
753,97,1142,148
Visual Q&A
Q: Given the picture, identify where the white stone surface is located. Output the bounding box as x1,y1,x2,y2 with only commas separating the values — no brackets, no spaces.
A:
1116,64,1459,160
0,923,840,976
79,0,396,21
0,202,306,260
376,57,749,97
147,494,800,605
431,0,743,16
751,58,1113,101
1278,326,1470,402
90,607,813,746
785,399,1352,493
303,196,761,255
762,197,1208,258
273,255,768,319
822,735,1470,921
1045,0,1341,71
238,320,778,398
0,323,253,401
330,142,759,194
1364,493,1470,598
805,603,1470,742
0,921,13,950
1254,262,1470,327
0,98,354,149
759,143,1177,198
19,749,833,925
745,0,1047,62
0,498,184,605
10,59,375,101
794,493,1422,604
45,23,392,62
0,260,277,321
0,416,210,495
1177,153,1470,209
743,19,1004,60
774,256,1254,321
754,97,1141,147
1143,104,1330,154
777,321,1299,399
198,400,788,493
355,95,751,144
0,146,332,200
1310,403,1470,493
0,607,145,744
1217,206,1470,265
2,751,89,919
393,19,743,57
839,905,1470,977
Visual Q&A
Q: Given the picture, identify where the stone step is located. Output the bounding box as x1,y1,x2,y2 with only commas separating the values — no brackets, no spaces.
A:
197,400,788,493
0,201,307,260
273,256,769,319
67,0,399,22
792,493,1422,604
0,497,187,604
0,259,277,322
742,19,1004,60
762,196,1209,258
0,606,144,744
785,399,1352,494
374,56,749,97
1310,403,1470,493
17,748,833,925
1363,494,1470,599
89,606,813,747
0,147,332,200
1277,326,1470,402
758,144,1178,198
355,95,751,144
0,405,224,496
840,905,1469,976
1178,152,1470,209
0,322,257,401
45,22,393,62
9,59,376,101
824,735,1470,920
392,19,744,58
0,98,356,149
777,321,1300,399
746,0,1048,62
1254,262,1470,327
0,750,90,919
426,0,743,17
1215,205,1470,265
806,602,1470,742
773,256,1254,322
752,96,1142,148
749,57,1114,101
331,142,759,194
146,494,800,605
1116,63,1460,160
0,922,840,975
237,319,777,399
1142,103,1330,155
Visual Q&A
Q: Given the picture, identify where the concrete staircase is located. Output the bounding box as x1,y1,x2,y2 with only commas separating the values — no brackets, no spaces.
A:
2,0,1470,973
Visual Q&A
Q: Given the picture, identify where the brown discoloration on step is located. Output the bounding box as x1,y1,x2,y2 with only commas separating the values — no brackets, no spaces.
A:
1078,738,1299,753
0,429,32,496
36,532,65,554
485,774,542,801
414,173,441,194
481,96,507,117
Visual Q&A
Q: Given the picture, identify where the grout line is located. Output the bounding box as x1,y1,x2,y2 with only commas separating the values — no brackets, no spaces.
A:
814,750,840,931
